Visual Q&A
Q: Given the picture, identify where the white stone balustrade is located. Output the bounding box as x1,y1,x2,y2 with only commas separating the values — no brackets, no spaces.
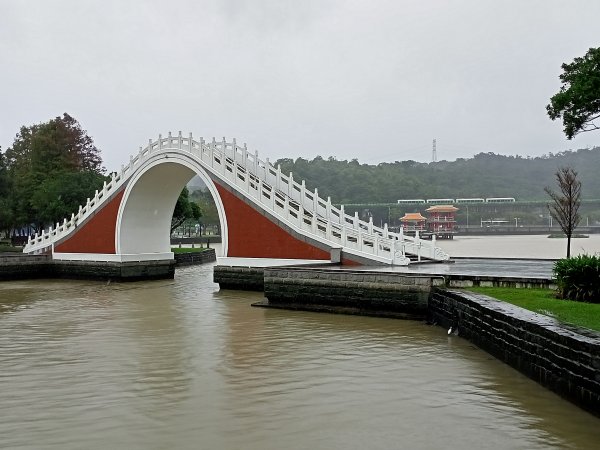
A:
24,133,450,264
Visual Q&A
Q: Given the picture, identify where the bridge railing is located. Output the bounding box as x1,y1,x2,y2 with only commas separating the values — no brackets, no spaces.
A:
25,132,449,263
213,138,447,262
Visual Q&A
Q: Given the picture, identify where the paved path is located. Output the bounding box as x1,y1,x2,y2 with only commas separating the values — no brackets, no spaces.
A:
336,258,556,280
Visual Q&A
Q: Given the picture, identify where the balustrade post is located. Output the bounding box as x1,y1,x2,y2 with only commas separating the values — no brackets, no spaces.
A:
159,134,163,150
232,138,237,162
314,188,319,213
383,223,388,236
283,193,290,218
264,158,270,183
189,132,193,151
354,211,359,229
276,165,282,191
368,216,373,234
178,131,183,150
301,180,306,208
211,137,217,166
340,205,345,224
257,178,263,202
326,196,332,220
288,172,294,197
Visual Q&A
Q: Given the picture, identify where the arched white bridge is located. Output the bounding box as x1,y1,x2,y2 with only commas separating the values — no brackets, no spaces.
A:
24,132,450,266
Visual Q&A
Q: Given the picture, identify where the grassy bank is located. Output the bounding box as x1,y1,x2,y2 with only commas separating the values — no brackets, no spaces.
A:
466,287,600,332
171,247,211,254
0,246,23,253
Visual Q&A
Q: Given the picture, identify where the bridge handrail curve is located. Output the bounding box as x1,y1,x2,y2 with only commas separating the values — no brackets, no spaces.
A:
24,132,449,263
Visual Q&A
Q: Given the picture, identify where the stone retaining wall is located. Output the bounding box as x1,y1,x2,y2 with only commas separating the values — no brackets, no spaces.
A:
429,289,600,416
51,259,175,281
0,254,51,280
0,249,217,281
213,266,265,290
445,275,555,289
174,249,216,266
261,268,444,319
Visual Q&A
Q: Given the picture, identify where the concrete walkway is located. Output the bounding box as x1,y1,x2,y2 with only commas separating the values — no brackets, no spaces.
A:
334,258,556,280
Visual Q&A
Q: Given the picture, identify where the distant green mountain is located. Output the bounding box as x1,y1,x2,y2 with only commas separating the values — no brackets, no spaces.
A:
275,147,600,204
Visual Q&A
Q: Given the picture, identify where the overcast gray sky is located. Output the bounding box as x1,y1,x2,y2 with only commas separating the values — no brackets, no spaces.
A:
1,0,599,171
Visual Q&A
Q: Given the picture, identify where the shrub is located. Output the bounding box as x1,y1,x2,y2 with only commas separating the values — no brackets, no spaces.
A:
553,255,600,303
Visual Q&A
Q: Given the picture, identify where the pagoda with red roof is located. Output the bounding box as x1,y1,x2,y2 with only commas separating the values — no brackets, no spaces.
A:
400,212,427,233
425,205,458,239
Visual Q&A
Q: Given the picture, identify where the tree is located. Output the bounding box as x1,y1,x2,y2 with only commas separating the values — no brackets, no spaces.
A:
544,167,582,258
0,149,15,236
4,113,106,232
547,47,600,139
171,187,202,234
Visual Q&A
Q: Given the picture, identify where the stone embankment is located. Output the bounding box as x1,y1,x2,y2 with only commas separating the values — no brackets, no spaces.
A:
258,267,443,320
429,289,600,417
0,248,216,281
213,266,265,291
174,249,216,266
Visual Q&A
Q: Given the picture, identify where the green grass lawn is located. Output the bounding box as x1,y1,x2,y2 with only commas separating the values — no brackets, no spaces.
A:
171,247,209,254
466,287,600,333
0,246,23,253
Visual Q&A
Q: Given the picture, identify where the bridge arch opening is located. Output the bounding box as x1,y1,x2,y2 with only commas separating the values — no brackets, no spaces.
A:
116,155,228,256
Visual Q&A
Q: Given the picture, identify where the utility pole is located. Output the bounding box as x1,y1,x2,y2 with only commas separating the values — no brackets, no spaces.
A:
432,139,437,163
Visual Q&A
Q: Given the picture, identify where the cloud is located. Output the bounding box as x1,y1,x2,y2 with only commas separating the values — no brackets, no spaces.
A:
1,0,599,171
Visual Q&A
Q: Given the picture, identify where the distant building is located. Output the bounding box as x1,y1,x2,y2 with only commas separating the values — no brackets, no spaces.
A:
426,205,458,239
400,212,427,232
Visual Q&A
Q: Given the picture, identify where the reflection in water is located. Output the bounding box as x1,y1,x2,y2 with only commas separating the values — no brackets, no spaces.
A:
1,264,599,450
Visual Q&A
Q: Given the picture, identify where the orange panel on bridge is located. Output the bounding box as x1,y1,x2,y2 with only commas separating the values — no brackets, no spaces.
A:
55,190,124,254
216,183,332,261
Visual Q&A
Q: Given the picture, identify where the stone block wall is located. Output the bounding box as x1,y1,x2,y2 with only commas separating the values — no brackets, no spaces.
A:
213,266,265,290
263,268,444,319
429,289,600,416
0,255,175,281
174,249,216,266
0,254,51,280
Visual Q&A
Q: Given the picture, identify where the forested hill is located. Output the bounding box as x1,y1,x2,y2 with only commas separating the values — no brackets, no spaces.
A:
275,147,600,204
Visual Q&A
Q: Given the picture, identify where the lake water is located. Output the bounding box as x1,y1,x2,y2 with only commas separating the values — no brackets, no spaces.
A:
1,263,600,449
437,234,600,259
207,234,600,261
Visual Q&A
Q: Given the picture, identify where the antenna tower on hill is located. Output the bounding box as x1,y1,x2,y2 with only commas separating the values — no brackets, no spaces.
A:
432,139,437,162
